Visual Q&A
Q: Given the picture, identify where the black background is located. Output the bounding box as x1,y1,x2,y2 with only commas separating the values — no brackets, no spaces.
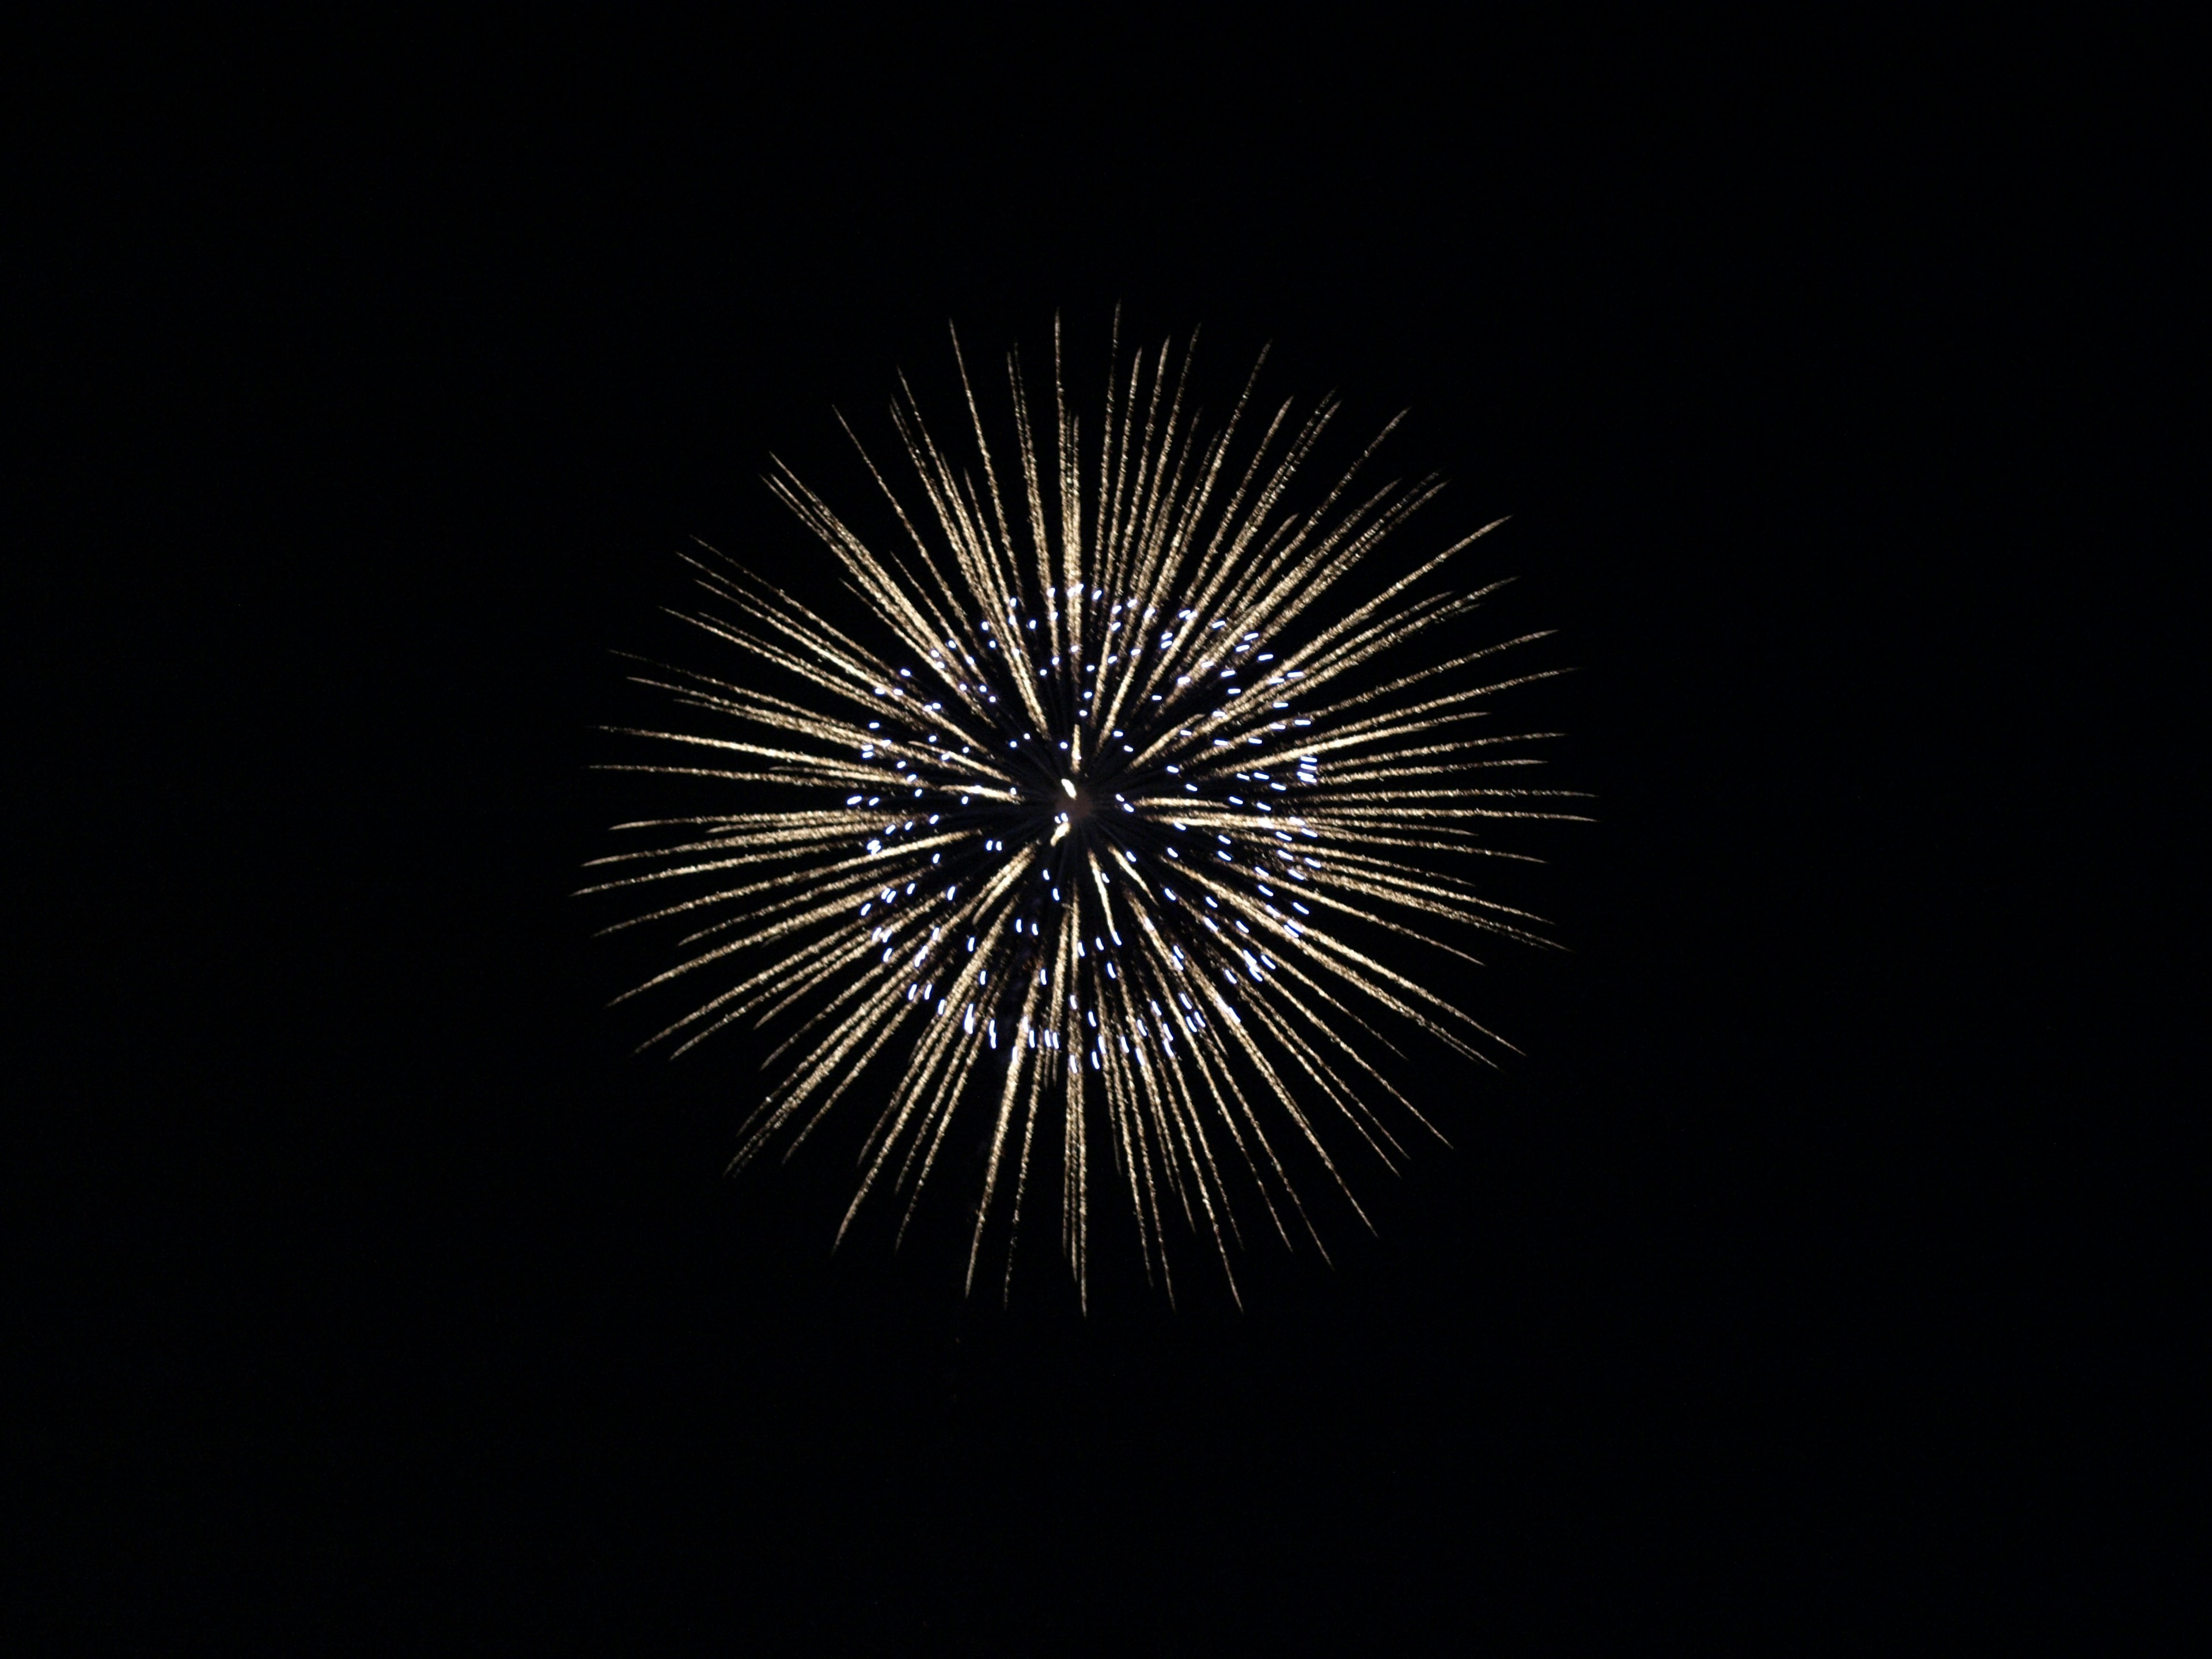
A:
16,16,2174,1652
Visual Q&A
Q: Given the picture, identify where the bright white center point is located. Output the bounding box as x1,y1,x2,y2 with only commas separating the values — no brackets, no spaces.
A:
1060,778,1077,797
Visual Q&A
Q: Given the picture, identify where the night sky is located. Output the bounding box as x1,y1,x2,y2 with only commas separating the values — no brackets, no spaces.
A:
21,18,2162,1650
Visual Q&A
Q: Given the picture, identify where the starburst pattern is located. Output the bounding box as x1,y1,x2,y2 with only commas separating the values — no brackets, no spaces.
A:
585,321,1585,1305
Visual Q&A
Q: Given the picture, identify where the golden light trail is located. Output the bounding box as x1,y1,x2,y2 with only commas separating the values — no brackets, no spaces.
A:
583,319,1587,1307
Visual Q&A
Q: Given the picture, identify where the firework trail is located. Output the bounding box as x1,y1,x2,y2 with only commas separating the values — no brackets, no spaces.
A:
584,320,1585,1306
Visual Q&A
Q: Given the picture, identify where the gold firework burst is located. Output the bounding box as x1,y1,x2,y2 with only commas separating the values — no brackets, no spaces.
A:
583,319,1586,1306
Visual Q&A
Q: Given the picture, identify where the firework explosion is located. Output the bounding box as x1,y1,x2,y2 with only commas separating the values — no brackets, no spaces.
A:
585,321,1584,1306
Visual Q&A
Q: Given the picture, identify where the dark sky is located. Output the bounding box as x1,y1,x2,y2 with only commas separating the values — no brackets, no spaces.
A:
20,18,2164,1651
